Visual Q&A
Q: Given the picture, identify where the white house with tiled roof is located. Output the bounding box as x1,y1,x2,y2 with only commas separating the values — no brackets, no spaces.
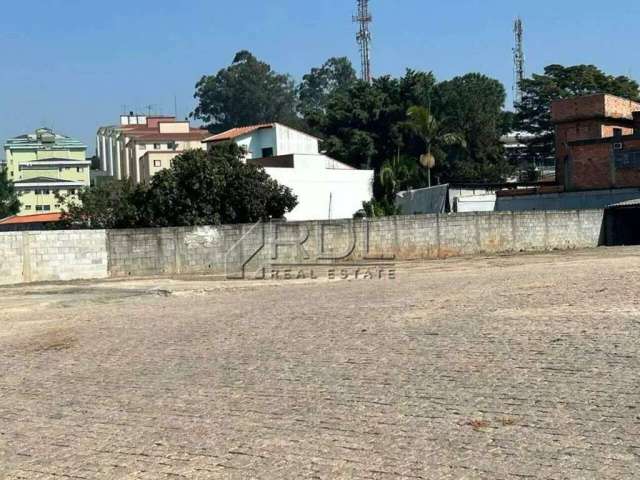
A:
205,123,374,221
203,123,320,160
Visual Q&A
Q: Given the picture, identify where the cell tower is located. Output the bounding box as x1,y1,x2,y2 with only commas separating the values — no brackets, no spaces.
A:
353,0,373,84
513,17,525,107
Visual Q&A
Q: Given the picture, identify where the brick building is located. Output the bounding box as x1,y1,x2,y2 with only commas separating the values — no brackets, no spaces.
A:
552,93,640,190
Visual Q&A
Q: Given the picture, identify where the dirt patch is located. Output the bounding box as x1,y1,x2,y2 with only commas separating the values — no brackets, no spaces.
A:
24,330,77,353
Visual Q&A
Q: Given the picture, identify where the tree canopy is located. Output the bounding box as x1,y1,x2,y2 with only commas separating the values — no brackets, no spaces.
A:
59,144,297,229
305,70,436,173
297,57,357,125
0,169,20,219
190,53,640,213
516,64,640,160
192,51,299,132
303,68,512,188
432,73,512,182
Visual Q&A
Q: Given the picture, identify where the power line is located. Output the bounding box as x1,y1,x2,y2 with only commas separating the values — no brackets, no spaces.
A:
353,0,373,84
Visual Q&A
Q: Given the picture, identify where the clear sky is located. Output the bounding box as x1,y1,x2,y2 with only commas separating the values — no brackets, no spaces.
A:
1,0,638,154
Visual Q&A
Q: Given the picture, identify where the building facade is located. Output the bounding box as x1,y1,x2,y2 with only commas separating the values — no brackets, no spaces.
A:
4,128,89,216
204,123,374,221
552,94,640,190
96,114,208,183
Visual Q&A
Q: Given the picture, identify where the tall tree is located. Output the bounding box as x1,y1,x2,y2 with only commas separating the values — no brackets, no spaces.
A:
298,57,357,123
516,64,640,160
0,169,20,219
309,69,437,173
192,51,299,132
432,73,512,182
406,105,466,186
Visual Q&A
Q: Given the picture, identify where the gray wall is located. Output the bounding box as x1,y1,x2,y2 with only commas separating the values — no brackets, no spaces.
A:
496,188,640,212
0,230,108,284
0,210,605,285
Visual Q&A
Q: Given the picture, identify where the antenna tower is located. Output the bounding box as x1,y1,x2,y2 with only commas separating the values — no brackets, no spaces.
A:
513,17,525,107
353,0,373,84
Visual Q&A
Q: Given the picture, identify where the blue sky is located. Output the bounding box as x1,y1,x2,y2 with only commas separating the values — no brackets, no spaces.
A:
1,0,638,154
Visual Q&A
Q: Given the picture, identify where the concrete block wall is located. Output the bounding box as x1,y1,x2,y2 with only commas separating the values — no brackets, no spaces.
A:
0,230,108,285
106,209,605,279
0,233,25,285
0,210,606,285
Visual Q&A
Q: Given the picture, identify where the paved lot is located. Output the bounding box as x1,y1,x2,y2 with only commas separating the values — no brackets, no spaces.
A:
1,247,639,479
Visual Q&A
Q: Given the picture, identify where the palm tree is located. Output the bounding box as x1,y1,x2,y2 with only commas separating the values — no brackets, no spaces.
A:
406,106,466,187
379,150,409,198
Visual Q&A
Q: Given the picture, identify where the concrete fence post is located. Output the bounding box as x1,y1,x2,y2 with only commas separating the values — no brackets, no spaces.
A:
21,232,31,283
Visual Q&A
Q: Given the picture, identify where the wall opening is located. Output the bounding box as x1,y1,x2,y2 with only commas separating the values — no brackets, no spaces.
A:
605,206,640,246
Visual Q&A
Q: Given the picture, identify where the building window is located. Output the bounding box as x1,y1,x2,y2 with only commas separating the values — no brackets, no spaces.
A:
139,144,147,150
613,128,623,138
167,141,177,150
36,189,51,195
24,205,32,210
154,143,162,150
262,147,274,158
76,167,82,173
154,160,162,167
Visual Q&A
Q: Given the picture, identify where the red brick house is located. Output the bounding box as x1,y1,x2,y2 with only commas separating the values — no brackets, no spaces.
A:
552,93,640,191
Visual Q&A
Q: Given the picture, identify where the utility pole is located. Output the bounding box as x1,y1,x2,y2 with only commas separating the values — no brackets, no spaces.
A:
513,17,525,108
353,0,373,84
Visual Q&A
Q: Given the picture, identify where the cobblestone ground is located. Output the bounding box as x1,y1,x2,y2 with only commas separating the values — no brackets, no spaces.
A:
1,248,639,479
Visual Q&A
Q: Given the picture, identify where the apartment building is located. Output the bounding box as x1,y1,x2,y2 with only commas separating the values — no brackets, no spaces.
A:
96,114,208,183
3,128,90,216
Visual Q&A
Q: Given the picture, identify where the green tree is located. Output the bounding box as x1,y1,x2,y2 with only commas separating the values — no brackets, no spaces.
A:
0,169,20,219
298,57,357,123
59,144,298,229
516,64,640,160
432,73,512,182
192,51,299,132
309,70,436,174
58,179,147,229
406,105,466,186
145,144,297,226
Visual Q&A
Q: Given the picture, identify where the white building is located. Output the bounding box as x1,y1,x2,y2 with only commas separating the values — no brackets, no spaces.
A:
204,123,374,221
96,113,148,180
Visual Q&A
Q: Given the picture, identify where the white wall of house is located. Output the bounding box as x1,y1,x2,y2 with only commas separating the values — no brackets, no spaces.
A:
231,124,320,160
235,128,278,159
264,154,373,221
274,124,319,156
